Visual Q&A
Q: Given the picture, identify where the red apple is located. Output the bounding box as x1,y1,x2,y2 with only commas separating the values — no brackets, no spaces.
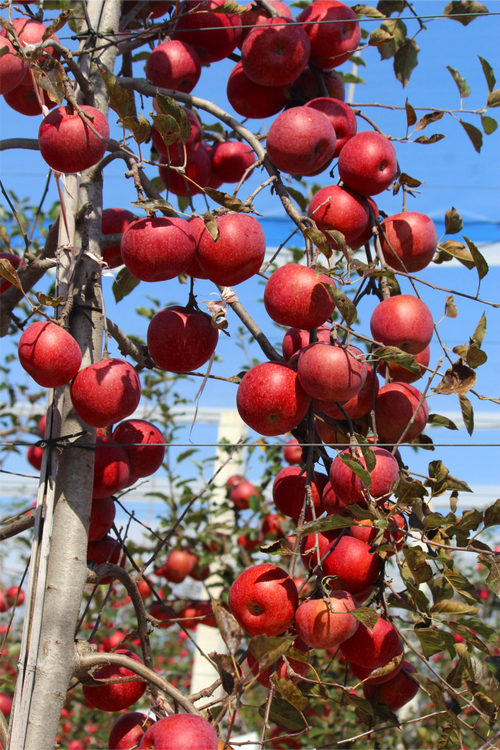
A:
300,528,343,571
0,591,10,613
70,358,141,428
265,265,336,330
363,660,419,709
266,106,336,175
298,0,361,68
38,105,109,174
317,364,379,421
338,131,398,197
6,18,60,73
320,535,380,596
295,593,359,649
197,213,266,287
226,61,287,119
0,37,27,94
109,712,155,750
147,305,219,373
370,295,434,354
89,496,116,542
139,714,219,750
329,447,400,507
305,97,357,157
112,419,166,479
380,212,438,273
292,66,345,103
230,479,259,511
37,413,47,437
210,140,256,184
374,382,429,444
226,474,245,489
315,419,354,452
228,563,298,637
0,692,13,716
87,536,126,585
93,437,131,499
101,208,135,269
121,216,196,282
386,345,430,384
273,466,324,521
146,39,201,94
282,324,331,362
349,639,404,685
3,80,57,116
150,602,175,629
261,513,283,540
27,444,43,471
283,438,303,465
239,0,294,47
298,343,367,403
158,549,196,584
341,613,401,670
307,185,370,249
178,601,216,629
241,18,310,87
237,363,311,437
238,532,262,552
83,649,146,712
172,0,242,64
158,146,212,197
6,585,25,606
18,320,82,388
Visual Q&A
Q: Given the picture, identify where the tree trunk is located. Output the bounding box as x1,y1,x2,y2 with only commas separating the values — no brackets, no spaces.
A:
8,3,121,748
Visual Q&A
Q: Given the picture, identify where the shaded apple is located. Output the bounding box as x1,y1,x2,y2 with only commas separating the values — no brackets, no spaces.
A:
70,358,141,428
147,305,219,373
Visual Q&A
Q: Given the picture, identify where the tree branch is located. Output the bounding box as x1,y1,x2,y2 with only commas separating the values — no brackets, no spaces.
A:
0,510,35,542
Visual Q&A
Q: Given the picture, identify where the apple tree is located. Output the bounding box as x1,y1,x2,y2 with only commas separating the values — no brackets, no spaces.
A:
0,0,499,749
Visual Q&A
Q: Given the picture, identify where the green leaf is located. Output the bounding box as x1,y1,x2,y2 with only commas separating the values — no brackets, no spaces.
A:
481,114,498,134
202,122,225,134
352,607,378,630
436,239,475,268
427,414,459,431
122,113,151,145
471,311,487,347
438,723,461,750
459,120,483,153
443,569,480,605
445,207,463,234
378,18,407,60
249,634,295,667
443,1,488,25
352,4,386,17
374,346,421,376
405,97,417,127
486,656,500,682
33,58,66,105
484,499,500,529
403,545,433,584
446,66,471,98
335,72,366,85
393,476,428,503
304,227,331,258
394,39,419,87
445,295,458,318
155,93,192,143
260,698,307,732
414,628,456,658
369,28,394,46
338,453,371,488
431,600,479,615
377,0,406,14
484,556,500,596
358,443,377,473
112,267,140,303
99,67,136,121
203,211,219,242
463,235,489,280
414,133,447,144
487,89,500,108
325,287,357,326
272,676,308,712
132,51,150,62
324,230,347,257
478,56,496,92
286,187,308,212
299,515,358,537
415,110,445,131
152,113,181,147
203,188,249,213
459,394,474,435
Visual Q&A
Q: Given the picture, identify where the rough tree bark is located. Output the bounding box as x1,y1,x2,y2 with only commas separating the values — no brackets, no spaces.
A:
8,2,121,748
